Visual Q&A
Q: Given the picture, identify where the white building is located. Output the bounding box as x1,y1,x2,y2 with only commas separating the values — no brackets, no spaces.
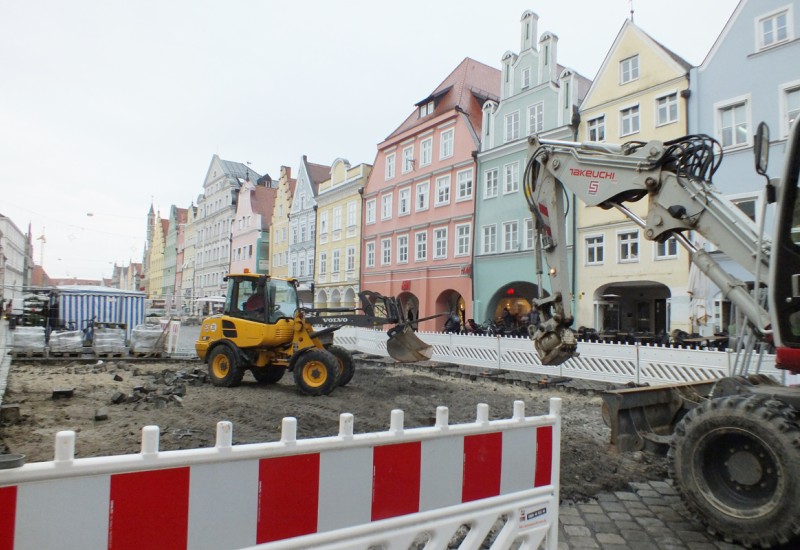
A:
0,214,32,315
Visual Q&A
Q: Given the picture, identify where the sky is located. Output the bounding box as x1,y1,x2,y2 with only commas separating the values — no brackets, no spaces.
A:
0,0,740,280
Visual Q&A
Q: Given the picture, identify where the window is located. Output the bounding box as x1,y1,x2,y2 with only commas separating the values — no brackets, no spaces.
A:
381,238,391,265
435,175,451,206
620,55,639,84
522,67,531,88
434,227,447,259
307,251,314,276
656,236,678,259
440,128,454,159
586,235,604,265
783,84,800,136
419,100,435,117
484,168,499,198
732,195,759,223
385,152,396,180
656,93,679,126
366,199,376,224
397,235,409,263
333,206,342,231
588,116,605,141
505,111,520,142
618,231,639,262
456,169,473,200
502,221,518,252
415,231,428,261
456,224,471,256
620,105,640,136
332,249,340,273
381,193,393,219
346,247,355,271
347,201,357,227
528,102,544,135
298,256,305,277
717,99,750,148
524,218,535,249
759,8,790,50
398,187,411,215
420,138,432,166
402,145,414,173
365,242,375,267
319,252,327,274
416,181,429,211
503,162,519,194
482,225,497,254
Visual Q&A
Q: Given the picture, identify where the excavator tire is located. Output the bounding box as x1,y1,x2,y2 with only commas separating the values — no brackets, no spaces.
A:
251,367,286,385
292,349,338,396
326,344,355,387
669,394,800,548
208,345,245,387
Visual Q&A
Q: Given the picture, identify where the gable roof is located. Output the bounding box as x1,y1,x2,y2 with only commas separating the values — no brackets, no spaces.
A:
251,186,278,230
699,0,746,70
385,57,501,141
580,19,692,110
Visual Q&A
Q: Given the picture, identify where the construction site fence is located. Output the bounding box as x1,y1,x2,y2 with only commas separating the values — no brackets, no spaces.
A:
333,327,784,387
0,399,562,550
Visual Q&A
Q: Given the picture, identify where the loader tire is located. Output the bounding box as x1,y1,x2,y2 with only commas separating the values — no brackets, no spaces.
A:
669,394,800,548
326,344,355,387
208,346,245,387
251,367,286,385
293,349,338,396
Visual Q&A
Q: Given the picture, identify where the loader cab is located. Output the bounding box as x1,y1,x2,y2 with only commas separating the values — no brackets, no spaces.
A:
224,274,299,324
770,117,800,370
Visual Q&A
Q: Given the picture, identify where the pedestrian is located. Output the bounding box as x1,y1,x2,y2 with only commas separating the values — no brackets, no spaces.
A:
528,303,540,329
501,307,513,327
444,311,461,334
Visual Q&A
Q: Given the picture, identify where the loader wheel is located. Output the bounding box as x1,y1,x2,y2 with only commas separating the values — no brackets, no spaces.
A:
669,395,800,548
293,349,338,396
208,346,245,387
326,344,355,387
251,367,286,385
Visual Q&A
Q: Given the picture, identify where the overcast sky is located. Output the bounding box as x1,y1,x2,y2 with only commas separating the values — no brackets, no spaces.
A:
0,0,740,280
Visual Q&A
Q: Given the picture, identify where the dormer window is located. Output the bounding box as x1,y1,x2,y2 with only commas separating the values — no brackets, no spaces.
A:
620,55,639,84
419,100,435,117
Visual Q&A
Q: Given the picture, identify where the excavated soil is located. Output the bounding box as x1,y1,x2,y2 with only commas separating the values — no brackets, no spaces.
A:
0,357,667,502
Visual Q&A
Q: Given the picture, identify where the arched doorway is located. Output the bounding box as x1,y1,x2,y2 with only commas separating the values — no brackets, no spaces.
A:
343,287,356,308
594,281,671,335
315,289,328,309
330,289,342,308
486,281,544,325
435,290,465,331
397,292,420,324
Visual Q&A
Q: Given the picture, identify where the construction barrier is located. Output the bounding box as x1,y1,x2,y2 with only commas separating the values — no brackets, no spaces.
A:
0,399,561,550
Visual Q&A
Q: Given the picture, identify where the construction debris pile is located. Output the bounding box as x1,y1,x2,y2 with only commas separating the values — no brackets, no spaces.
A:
108,366,208,411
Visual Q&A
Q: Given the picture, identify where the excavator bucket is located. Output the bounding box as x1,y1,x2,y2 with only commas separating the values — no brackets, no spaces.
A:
386,325,434,362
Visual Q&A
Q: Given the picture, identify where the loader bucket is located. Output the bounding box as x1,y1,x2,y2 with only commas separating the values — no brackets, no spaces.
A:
387,325,433,362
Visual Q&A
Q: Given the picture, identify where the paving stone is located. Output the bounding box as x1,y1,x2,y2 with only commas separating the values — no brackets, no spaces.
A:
622,500,649,512
614,492,640,501
596,492,618,502
560,505,581,516
599,545,629,550
614,520,640,531
569,538,600,549
629,482,651,491
686,544,718,550
583,513,616,526
636,489,661,498
564,525,592,538
648,507,685,521
658,544,689,550
560,514,587,526
636,517,666,528
607,511,632,521
599,501,627,513
577,504,604,515
643,496,670,506
646,526,677,538
557,542,570,550
619,529,654,543
596,533,626,544
676,530,712,543
653,535,686,546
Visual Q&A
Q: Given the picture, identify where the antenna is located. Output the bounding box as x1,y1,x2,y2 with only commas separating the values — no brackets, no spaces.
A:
629,0,634,22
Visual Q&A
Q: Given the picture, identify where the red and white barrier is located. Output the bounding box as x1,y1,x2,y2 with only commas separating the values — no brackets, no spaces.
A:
0,399,561,550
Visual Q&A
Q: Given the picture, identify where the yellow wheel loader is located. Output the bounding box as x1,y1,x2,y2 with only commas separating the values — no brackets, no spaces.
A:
195,272,436,396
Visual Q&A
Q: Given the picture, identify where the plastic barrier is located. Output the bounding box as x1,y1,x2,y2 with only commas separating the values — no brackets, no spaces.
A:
0,399,561,550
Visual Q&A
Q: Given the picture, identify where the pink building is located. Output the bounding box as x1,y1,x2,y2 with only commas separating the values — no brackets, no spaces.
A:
231,174,278,275
361,58,500,332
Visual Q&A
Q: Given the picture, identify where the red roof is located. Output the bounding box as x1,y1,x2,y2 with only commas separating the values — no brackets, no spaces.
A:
385,57,501,141
251,186,278,230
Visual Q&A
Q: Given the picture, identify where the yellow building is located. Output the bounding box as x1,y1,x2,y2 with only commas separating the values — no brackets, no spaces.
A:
314,159,371,308
576,19,692,336
269,166,296,278
148,215,168,299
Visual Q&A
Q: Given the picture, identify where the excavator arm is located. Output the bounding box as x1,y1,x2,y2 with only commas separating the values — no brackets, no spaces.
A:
524,133,772,365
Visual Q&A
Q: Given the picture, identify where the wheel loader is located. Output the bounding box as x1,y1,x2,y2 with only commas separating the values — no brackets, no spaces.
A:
522,118,800,548
195,272,436,396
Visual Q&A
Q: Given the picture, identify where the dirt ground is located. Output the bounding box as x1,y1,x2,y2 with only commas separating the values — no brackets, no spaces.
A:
0,356,667,502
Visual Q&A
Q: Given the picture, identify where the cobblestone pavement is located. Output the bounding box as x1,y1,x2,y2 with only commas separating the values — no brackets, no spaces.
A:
556,480,749,550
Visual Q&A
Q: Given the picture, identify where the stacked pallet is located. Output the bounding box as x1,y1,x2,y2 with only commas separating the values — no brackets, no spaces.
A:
130,324,166,356
48,330,85,356
11,326,47,357
92,326,127,357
